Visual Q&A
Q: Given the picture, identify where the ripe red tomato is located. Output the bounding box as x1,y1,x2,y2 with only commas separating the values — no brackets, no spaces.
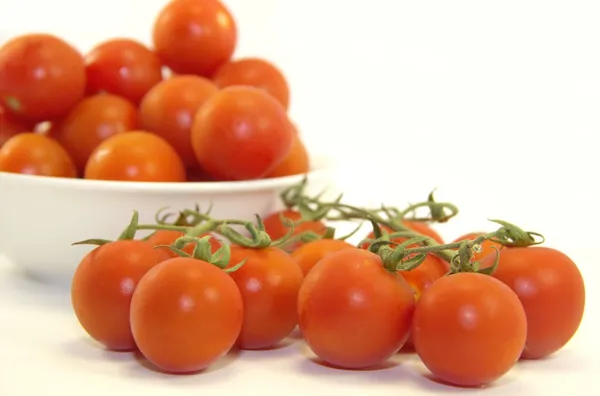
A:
453,232,505,262
0,133,77,178
481,247,585,360
227,246,304,350
85,38,163,104
298,248,415,369
361,221,444,249
0,104,31,147
130,257,243,373
212,58,290,110
0,33,86,122
52,94,138,173
412,272,527,387
265,131,310,178
152,0,237,77
262,209,327,252
191,86,293,180
146,230,220,258
71,240,169,351
84,131,186,182
291,238,356,276
139,75,218,168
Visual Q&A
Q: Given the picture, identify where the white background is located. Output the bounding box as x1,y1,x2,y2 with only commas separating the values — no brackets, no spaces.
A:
1,0,599,395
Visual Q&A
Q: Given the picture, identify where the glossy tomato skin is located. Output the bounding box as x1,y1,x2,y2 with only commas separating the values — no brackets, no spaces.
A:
481,247,585,360
84,131,186,182
139,75,218,168
146,230,220,258
413,272,527,387
0,34,85,122
361,222,444,250
265,131,310,178
291,238,355,276
191,86,294,180
228,246,304,350
53,94,138,173
298,249,415,369
85,38,163,104
453,232,505,263
0,133,77,178
130,257,243,373
0,105,31,147
71,240,169,351
262,209,327,252
152,0,237,77
212,58,290,110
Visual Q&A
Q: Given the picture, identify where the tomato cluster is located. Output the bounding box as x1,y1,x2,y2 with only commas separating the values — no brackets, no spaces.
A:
0,0,307,182
70,184,586,388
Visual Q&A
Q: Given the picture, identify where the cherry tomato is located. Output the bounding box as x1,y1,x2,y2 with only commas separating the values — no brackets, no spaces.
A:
453,232,505,263
84,131,186,182
481,246,585,360
212,57,290,110
227,246,304,350
130,257,243,373
361,221,444,249
139,75,218,168
152,0,237,77
262,209,327,252
0,33,85,122
71,240,169,351
146,230,220,258
191,86,293,180
412,272,527,387
52,94,138,174
0,104,31,147
85,38,163,104
291,238,355,276
266,131,310,178
298,248,415,369
0,133,76,178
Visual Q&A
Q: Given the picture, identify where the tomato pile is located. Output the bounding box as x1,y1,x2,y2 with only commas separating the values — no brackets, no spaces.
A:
0,0,306,182
70,180,586,388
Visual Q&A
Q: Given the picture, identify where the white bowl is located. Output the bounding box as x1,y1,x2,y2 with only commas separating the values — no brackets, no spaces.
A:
0,155,336,285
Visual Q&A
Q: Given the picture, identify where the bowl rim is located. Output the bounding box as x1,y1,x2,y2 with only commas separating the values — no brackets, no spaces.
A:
0,154,336,193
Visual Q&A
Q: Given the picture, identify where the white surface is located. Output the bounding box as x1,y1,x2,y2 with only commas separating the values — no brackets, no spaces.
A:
2,0,600,394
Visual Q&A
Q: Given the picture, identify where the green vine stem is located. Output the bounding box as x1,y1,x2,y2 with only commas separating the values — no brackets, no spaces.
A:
72,211,140,247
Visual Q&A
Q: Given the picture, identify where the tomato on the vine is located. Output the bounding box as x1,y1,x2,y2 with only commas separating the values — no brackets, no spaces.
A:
85,38,163,104
53,94,138,173
139,75,218,168
71,240,170,351
263,209,327,252
266,131,310,178
227,246,304,350
0,133,77,178
212,57,290,110
481,246,585,360
191,86,294,180
0,104,31,147
146,230,220,258
298,248,415,369
0,33,86,122
453,232,504,262
291,238,355,276
412,272,527,387
361,221,444,249
130,256,243,373
152,0,237,77
84,131,186,182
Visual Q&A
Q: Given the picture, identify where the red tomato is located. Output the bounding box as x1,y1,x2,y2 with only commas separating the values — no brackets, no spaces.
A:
0,104,31,147
228,246,304,350
212,58,290,110
52,94,138,173
139,75,218,168
0,133,77,178
481,247,585,360
146,230,220,258
130,257,243,373
361,221,444,250
298,248,415,369
0,33,85,122
412,272,527,387
85,38,163,104
453,232,505,262
152,0,237,77
265,132,310,178
262,209,327,252
71,240,169,351
291,238,356,276
191,86,293,180
84,131,186,182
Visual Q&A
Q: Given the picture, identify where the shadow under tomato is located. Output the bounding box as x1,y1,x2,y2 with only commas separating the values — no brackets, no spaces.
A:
131,347,241,377
410,362,510,392
288,327,304,341
232,338,298,362
60,337,136,363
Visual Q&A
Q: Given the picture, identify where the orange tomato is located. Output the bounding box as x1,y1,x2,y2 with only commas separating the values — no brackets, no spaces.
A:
361,221,444,249
146,230,220,258
265,131,310,178
0,104,30,147
291,238,356,276
262,209,327,252
452,232,505,262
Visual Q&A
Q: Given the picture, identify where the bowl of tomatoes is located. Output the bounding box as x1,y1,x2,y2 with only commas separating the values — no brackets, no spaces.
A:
0,0,336,284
